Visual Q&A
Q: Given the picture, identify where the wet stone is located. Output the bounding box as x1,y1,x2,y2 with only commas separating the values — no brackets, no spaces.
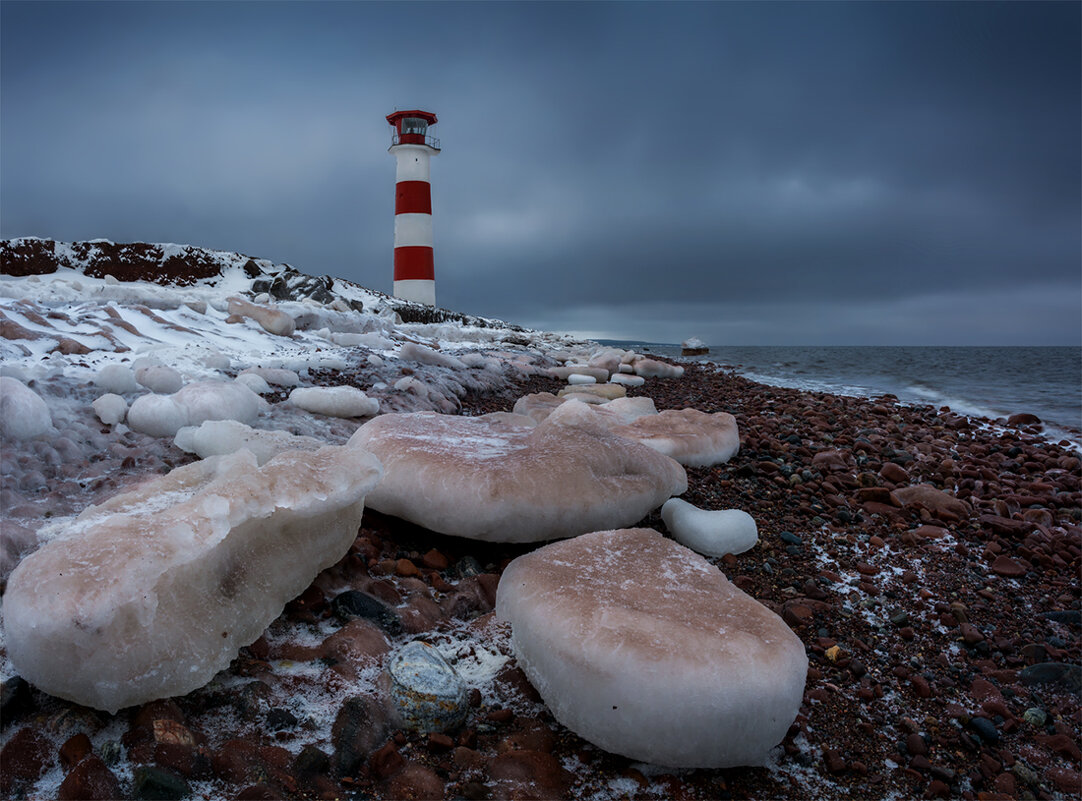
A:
132,765,190,800
58,755,122,801
1,675,31,722
1019,662,1082,692
389,640,469,733
332,590,402,635
779,531,802,545
968,716,999,743
266,708,298,731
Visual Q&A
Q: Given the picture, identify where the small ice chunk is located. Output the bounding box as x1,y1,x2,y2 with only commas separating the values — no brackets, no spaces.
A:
94,363,139,394
135,364,184,394
289,386,379,418
609,374,645,387
567,374,597,385
92,393,128,425
234,373,272,394
0,377,52,440
174,420,324,465
240,367,300,387
661,498,758,556
4,446,384,713
368,354,384,367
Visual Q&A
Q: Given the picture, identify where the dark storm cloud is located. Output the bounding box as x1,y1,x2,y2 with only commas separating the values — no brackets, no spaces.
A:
2,1,1078,344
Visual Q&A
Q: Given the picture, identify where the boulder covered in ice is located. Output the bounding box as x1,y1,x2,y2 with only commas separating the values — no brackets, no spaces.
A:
0,377,52,440
135,364,184,394
567,373,597,385
399,342,468,371
547,365,610,383
127,380,267,438
633,358,685,379
94,363,139,395
612,408,739,467
174,420,324,465
226,296,295,337
3,445,384,713
348,400,687,542
609,373,645,387
496,528,807,768
289,386,379,418
661,498,758,556
92,393,128,425
239,366,300,387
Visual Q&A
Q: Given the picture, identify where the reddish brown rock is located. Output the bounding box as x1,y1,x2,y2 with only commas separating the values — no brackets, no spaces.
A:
421,548,449,570
989,555,1026,578
59,732,93,770
382,761,446,800
893,485,971,522
58,756,122,801
488,749,572,800
880,462,910,484
318,618,390,678
1006,413,1041,427
1,727,53,795
370,741,405,780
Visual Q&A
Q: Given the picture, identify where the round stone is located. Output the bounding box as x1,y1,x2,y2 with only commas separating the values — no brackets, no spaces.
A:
389,641,468,733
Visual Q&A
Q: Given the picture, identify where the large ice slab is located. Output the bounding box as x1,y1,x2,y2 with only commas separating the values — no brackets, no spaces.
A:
613,408,740,467
3,445,383,713
348,401,687,542
496,528,807,768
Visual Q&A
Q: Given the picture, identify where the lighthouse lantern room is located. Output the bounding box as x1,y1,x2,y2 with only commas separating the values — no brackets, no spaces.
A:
387,109,440,306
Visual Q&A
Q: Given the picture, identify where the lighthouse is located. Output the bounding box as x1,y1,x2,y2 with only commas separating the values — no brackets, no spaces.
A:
387,109,440,306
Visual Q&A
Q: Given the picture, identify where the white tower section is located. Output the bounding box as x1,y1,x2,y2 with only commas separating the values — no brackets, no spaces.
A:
387,110,440,306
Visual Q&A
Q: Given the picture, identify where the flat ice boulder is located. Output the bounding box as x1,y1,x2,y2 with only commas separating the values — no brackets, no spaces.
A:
289,386,379,418
612,408,739,467
135,364,183,394
0,377,52,440
661,498,758,556
496,528,807,767
348,400,686,542
174,420,324,465
513,392,655,426
3,445,383,713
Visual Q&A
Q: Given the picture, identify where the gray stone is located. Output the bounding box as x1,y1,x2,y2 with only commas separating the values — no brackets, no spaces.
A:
388,641,468,733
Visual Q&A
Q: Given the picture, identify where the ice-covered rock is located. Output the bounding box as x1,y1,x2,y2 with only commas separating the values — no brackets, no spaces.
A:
1,520,38,590
567,373,597,385
558,383,626,401
92,393,128,425
174,420,324,465
289,386,379,418
458,352,488,368
234,372,272,394
94,363,139,394
612,409,739,467
134,364,183,394
126,394,189,438
226,296,295,337
349,401,686,542
496,528,807,767
609,373,645,387
240,367,300,387
633,359,685,379
127,381,266,438
399,342,468,371
0,377,52,440
3,445,383,713
661,498,758,556
547,365,609,382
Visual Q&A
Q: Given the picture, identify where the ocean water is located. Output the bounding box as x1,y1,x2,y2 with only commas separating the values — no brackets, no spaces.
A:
598,342,1082,442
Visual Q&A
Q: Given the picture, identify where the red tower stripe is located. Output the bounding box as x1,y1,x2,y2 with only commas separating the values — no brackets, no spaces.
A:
394,247,434,281
395,181,432,215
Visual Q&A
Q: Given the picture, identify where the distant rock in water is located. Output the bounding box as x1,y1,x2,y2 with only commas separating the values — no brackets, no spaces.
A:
681,336,708,356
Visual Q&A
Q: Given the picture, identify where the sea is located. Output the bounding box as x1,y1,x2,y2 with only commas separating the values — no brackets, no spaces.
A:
598,342,1082,446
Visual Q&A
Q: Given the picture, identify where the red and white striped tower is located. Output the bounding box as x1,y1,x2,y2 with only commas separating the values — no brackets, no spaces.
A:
387,109,440,306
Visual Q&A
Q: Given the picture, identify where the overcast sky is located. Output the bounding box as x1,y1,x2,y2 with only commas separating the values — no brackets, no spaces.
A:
2,1,1079,345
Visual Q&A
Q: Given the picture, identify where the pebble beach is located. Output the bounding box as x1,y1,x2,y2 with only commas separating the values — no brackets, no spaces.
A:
1,242,1080,801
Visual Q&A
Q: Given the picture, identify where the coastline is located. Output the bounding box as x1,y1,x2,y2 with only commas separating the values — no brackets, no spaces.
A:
3,354,1078,800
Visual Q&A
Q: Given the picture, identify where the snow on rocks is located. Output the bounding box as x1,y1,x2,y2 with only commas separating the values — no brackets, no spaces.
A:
0,377,52,440
3,444,384,713
612,408,740,467
289,386,380,418
91,393,128,425
174,419,324,465
495,528,807,768
348,400,687,542
388,640,470,733
661,498,758,556
134,364,183,394
226,296,295,337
